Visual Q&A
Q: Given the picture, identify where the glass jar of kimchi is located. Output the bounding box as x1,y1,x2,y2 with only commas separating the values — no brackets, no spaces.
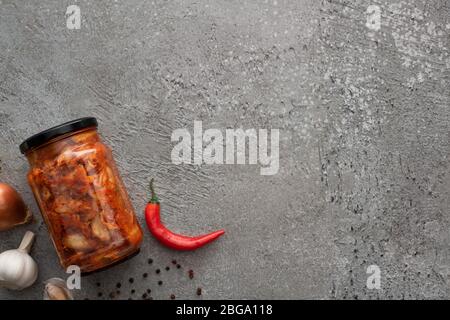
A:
20,117,143,273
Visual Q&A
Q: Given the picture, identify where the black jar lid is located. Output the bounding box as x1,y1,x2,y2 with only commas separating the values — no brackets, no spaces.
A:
19,117,98,154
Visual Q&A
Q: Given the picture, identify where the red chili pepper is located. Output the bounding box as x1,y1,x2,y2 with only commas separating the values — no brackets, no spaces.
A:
144,179,225,250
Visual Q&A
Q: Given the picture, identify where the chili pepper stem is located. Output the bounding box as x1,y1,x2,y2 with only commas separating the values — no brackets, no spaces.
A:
149,178,160,204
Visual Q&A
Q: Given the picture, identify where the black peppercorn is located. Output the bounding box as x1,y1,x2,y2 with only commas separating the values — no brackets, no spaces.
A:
156,269,160,274
170,294,175,300
196,288,202,296
158,281,163,286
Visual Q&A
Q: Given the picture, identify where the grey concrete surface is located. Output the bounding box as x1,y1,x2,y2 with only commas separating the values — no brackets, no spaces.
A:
0,0,449,299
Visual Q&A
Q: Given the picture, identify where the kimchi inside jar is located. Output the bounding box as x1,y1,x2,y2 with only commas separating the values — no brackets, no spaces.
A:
20,118,142,273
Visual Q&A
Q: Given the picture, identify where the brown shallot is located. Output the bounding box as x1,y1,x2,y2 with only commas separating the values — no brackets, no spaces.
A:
0,183,32,231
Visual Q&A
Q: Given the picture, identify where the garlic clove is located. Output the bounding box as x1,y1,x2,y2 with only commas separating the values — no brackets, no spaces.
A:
44,278,73,300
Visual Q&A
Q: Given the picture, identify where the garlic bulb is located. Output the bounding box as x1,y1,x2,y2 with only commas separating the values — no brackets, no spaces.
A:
0,231,38,290
44,278,73,300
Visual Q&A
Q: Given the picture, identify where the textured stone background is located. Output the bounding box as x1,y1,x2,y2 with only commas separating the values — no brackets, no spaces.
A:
0,0,449,299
